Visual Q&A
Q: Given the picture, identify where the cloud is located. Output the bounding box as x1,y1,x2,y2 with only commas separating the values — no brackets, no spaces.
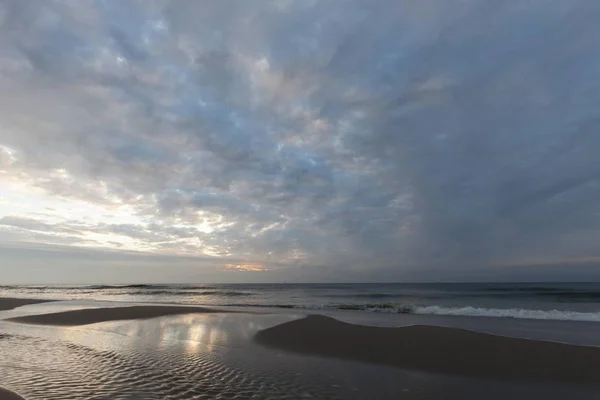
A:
1,0,600,282
224,263,268,272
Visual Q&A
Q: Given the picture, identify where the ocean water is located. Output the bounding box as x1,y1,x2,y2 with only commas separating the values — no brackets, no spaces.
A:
2,282,600,322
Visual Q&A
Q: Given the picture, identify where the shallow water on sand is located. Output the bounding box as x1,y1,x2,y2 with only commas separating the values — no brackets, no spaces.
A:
1,302,600,399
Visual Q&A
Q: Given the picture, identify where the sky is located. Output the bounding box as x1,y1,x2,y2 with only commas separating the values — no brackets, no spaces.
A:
1,0,600,283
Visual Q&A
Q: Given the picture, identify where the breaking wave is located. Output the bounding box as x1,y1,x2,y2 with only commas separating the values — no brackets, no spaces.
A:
410,305,600,321
223,303,600,322
127,290,254,297
323,293,403,299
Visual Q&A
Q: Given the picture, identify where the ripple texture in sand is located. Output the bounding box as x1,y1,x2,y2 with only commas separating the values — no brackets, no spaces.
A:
0,333,339,400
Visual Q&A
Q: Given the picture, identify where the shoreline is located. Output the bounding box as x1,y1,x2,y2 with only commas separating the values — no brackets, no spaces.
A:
3,297,600,344
2,294,600,323
5,305,230,326
0,299,600,394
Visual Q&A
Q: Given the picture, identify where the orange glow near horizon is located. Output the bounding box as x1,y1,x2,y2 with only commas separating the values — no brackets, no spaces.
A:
225,263,267,272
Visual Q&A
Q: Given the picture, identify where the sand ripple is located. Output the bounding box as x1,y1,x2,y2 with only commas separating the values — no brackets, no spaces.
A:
0,332,338,400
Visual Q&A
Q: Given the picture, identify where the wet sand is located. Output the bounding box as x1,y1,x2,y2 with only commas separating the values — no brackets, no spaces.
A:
0,298,53,311
2,302,600,399
0,388,25,400
255,314,600,386
7,303,600,386
6,305,226,326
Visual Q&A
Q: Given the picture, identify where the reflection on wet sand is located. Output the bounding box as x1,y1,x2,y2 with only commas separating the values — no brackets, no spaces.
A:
112,314,229,354
99,313,299,351
1,312,317,400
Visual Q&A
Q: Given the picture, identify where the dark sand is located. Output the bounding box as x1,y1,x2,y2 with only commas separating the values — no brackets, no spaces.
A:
0,388,25,400
255,315,600,386
0,298,53,311
6,305,225,326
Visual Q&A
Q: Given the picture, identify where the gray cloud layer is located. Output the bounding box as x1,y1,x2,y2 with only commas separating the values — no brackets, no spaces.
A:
1,0,600,282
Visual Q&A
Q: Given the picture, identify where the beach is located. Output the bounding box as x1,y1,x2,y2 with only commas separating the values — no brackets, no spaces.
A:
2,297,600,399
257,315,600,385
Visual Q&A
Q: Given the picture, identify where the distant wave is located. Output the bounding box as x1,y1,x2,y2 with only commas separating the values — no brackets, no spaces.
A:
319,288,600,301
477,291,600,301
0,285,169,290
484,286,569,292
7,284,225,291
323,293,402,299
0,285,248,296
479,286,600,297
84,284,175,290
534,292,600,300
127,290,254,297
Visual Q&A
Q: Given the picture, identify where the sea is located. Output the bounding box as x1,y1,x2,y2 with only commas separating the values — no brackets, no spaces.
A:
2,282,600,322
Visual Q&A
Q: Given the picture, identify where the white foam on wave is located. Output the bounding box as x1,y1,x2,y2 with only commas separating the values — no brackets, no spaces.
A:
412,305,600,322
199,302,600,322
